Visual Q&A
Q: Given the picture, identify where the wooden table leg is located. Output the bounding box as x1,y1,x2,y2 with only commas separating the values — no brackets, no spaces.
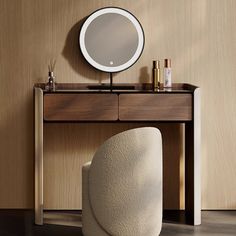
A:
185,88,201,225
35,88,44,225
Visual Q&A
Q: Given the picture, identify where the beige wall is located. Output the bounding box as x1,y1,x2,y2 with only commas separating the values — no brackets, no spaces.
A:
0,0,236,210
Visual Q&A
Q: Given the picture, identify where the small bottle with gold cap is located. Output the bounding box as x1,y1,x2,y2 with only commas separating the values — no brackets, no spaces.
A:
164,59,171,88
152,60,160,91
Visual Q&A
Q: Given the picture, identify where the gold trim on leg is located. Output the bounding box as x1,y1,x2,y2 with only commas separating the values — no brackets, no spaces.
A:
35,87,44,225
193,88,201,225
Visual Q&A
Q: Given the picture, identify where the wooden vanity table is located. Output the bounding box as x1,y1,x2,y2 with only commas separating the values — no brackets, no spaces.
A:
34,83,201,226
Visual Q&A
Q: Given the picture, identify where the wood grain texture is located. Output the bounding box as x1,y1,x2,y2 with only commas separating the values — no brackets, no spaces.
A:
1,0,236,210
44,94,118,121
119,94,192,121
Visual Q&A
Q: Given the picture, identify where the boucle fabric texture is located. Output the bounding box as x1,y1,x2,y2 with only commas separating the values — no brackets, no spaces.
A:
83,127,162,236
82,162,109,236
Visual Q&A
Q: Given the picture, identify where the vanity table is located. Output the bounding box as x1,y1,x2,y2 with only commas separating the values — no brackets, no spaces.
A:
34,82,201,226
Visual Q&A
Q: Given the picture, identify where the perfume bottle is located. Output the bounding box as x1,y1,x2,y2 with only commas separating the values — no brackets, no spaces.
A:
164,59,171,88
152,60,160,91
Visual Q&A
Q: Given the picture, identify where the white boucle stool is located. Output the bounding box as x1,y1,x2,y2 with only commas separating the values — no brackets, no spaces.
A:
82,127,163,236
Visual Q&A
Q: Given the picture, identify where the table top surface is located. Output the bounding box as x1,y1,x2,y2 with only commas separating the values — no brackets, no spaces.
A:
34,83,198,94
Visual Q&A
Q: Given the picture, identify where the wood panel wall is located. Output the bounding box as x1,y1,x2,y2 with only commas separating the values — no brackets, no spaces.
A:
0,0,236,210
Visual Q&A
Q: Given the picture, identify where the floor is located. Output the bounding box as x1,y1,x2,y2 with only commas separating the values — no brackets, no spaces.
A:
0,210,236,236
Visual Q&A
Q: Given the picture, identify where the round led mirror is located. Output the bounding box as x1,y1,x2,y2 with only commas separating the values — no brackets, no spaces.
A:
79,7,145,73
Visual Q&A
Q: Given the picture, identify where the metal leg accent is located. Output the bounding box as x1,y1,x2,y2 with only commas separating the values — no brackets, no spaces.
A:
185,88,201,225
35,88,44,225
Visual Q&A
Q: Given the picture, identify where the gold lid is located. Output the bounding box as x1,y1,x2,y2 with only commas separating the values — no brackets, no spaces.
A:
153,60,160,68
164,59,171,68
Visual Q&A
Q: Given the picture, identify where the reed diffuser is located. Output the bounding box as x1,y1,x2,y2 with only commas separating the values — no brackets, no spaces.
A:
45,59,56,92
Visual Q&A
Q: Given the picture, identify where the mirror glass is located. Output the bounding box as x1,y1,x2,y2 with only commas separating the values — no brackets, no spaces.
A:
79,7,145,73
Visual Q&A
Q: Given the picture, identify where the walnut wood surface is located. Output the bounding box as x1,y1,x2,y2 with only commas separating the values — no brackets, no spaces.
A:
119,94,192,121
44,94,118,121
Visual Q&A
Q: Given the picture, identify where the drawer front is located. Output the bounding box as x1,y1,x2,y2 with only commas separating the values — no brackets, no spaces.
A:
119,94,192,121
44,94,118,121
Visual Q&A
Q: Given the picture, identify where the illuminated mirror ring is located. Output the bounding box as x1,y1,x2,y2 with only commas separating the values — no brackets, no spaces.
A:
79,7,145,73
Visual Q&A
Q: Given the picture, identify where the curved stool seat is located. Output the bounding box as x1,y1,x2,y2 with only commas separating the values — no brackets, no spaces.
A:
82,127,163,236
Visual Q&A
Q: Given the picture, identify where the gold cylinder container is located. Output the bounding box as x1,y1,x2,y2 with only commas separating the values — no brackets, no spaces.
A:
152,60,160,91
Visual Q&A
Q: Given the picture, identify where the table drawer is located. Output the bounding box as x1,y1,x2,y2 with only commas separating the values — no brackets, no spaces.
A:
119,94,192,121
44,94,118,121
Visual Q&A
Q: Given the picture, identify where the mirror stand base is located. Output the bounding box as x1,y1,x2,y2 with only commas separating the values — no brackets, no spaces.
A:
87,73,135,90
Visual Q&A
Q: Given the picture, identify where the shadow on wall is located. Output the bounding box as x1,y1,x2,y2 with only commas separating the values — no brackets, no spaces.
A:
138,66,150,84
62,18,108,83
